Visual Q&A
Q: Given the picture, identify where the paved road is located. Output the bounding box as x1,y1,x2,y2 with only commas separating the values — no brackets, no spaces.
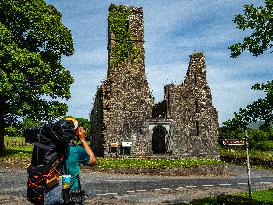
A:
0,166,273,204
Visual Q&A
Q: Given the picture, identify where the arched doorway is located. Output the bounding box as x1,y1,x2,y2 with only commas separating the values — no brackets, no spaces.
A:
152,125,168,154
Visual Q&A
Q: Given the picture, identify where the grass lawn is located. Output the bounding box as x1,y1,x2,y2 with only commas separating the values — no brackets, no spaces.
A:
3,137,273,170
95,158,223,169
0,136,33,159
188,189,273,205
1,137,223,168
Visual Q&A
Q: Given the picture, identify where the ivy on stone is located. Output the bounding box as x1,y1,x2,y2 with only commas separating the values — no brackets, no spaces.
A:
108,4,140,66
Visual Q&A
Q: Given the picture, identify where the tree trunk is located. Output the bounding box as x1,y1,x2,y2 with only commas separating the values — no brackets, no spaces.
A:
0,112,5,151
0,99,5,151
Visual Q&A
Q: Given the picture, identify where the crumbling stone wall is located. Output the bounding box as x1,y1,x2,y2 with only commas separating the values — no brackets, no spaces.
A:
90,4,219,159
165,52,219,158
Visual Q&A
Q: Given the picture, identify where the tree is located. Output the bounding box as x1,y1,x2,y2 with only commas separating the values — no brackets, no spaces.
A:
76,117,91,138
227,0,273,128
0,0,74,150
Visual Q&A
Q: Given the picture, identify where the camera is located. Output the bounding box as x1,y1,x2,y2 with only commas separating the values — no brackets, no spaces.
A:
24,120,76,144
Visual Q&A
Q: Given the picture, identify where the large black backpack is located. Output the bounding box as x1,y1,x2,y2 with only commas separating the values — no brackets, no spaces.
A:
24,120,75,205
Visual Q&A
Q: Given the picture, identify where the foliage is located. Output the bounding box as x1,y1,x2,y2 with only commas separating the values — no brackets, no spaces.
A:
255,140,273,151
229,0,273,58
218,126,245,145
95,158,222,169
0,0,74,149
227,0,273,128
76,117,90,137
218,126,273,151
220,147,273,169
5,118,42,137
240,189,273,204
223,91,273,129
108,4,141,66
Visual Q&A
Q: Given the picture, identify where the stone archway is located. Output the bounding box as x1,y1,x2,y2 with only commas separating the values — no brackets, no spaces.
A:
152,125,168,154
147,119,173,155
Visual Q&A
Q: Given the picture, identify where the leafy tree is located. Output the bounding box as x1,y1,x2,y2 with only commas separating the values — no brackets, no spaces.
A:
4,118,42,137
76,118,91,138
229,1,273,58
218,126,245,146
227,0,273,128
0,0,74,150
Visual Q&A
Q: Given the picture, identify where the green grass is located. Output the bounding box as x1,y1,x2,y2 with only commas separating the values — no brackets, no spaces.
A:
1,137,223,169
220,147,273,161
236,189,273,204
0,136,33,159
187,189,273,205
220,147,273,170
95,158,223,169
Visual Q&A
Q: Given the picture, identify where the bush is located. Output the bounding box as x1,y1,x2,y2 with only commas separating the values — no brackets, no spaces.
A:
217,194,260,205
255,141,273,151
248,129,269,144
218,127,245,146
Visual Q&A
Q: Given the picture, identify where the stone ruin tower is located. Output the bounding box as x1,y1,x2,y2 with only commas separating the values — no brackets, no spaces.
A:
163,52,219,157
90,4,153,157
90,4,219,158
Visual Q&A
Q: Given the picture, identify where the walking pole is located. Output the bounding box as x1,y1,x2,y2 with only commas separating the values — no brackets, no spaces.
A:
245,130,252,201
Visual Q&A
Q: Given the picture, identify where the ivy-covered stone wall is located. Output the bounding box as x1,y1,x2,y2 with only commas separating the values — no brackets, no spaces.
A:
91,4,153,157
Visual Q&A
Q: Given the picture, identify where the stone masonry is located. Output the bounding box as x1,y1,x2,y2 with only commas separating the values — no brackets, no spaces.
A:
90,4,219,158
164,53,219,158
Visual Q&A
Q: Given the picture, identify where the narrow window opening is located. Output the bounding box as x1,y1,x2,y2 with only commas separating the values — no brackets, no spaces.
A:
194,74,197,85
196,121,199,136
195,100,198,113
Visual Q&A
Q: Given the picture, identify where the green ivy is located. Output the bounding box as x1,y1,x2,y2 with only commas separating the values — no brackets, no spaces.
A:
108,5,141,67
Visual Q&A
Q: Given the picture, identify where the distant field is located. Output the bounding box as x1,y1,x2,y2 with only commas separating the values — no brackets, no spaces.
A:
1,136,33,158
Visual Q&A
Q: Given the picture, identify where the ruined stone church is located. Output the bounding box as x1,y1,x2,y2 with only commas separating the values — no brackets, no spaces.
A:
90,4,219,158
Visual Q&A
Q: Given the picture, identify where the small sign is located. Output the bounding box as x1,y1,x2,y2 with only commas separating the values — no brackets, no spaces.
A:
223,139,244,146
121,142,132,147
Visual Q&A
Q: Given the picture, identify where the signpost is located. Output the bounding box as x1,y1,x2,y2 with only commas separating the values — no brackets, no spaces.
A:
223,134,252,201
244,130,252,201
223,139,244,146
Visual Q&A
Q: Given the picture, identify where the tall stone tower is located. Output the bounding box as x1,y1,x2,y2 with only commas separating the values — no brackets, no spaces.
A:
90,4,153,157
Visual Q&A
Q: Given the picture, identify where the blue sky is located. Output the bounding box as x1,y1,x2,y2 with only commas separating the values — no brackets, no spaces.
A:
46,0,273,125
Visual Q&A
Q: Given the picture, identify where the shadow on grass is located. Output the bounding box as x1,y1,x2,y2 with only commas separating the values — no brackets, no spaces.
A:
0,148,32,158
